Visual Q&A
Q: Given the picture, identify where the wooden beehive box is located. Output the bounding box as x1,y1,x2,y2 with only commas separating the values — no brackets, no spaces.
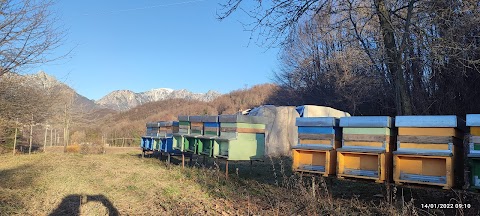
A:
143,122,162,151
337,116,394,183
157,121,179,153
183,116,204,154
173,116,190,152
213,115,266,161
197,116,220,157
466,114,480,189
393,115,464,189
146,122,161,137
292,117,341,176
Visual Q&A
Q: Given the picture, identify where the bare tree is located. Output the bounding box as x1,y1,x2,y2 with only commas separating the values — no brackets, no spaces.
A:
0,0,65,77
219,0,480,115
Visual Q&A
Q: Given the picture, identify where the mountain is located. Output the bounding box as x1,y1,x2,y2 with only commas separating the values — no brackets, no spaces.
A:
96,88,221,111
7,71,98,112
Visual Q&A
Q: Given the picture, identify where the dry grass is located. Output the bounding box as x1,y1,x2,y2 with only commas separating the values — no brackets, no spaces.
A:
1,152,479,215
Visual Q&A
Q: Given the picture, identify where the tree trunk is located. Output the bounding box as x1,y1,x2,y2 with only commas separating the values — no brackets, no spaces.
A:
375,0,412,115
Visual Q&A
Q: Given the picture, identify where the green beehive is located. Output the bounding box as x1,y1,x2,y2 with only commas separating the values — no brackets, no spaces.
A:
213,115,266,161
183,116,203,154
197,116,220,157
467,114,480,190
173,116,190,152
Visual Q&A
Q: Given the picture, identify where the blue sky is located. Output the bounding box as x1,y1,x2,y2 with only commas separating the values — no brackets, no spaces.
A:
29,0,279,100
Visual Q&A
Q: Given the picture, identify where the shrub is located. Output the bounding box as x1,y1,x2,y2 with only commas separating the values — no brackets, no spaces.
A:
66,144,80,153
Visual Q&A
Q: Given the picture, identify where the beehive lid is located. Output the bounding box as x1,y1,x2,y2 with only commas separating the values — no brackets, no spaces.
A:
146,122,161,127
178,116,189,121
340,116,392,128
201,115,219,122
295,117,338,127
159,121,179,127
395,115,461,128
189,116,203,122
467,114,480,126
219,115,267,124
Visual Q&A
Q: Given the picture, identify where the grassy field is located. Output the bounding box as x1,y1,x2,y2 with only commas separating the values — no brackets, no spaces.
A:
1,150,480,215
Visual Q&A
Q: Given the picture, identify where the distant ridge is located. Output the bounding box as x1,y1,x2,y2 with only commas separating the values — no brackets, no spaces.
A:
11,71,222,112
95,88,221,111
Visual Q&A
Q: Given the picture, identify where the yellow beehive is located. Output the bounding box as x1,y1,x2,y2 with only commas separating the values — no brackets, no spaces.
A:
393,116,464,189
292,117,341,177
337,116,394,183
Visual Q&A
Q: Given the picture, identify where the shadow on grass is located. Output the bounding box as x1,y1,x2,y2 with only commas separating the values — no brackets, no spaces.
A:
49,194,119,216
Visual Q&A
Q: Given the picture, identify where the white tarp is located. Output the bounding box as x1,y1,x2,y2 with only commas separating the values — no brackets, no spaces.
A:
296,105,351,118
248,105,350,156
248,105,299,156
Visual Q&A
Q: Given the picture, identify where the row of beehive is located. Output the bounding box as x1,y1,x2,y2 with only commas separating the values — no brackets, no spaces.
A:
292,115,469,189
141,115,267,161
141,121,179,153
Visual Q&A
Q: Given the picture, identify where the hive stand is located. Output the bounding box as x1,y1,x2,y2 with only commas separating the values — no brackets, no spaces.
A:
292,117,341,177
466,114,480,190
337,116,394,183
157,121,181,163
213,115,266,178
173,116,193,168
183,116,204,155
393,115,464,189
197,116,220,158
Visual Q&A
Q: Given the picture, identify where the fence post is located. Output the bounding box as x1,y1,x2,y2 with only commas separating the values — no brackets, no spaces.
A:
13,118,18,155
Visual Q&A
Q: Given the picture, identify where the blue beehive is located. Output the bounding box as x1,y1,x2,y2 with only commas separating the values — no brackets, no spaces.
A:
158,121,180,154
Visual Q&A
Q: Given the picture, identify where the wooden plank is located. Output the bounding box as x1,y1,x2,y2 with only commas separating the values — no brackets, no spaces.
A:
204,122,220,127
191,126,203,130
204,127,219,131
343,128,391,135
343,141,384,148
398,127,461,138
299,139,332,145
295,117,338,127
219,115,266,124
298,127,335,134
220,127,265,133
470,136,480,143
221,123,265,129
179,125,189,129
398,135,453,144
298,134,335,140
159,126,172,131
343,134,389,142
471,127,480,136
395,115,458,127
179,121,190,126
178,116,189,121
191,122,203,127
466,114,480,126
399,143,450,150
340,116,392,128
